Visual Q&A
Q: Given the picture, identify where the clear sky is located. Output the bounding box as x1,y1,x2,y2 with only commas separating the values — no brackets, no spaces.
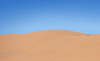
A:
0,0,100,35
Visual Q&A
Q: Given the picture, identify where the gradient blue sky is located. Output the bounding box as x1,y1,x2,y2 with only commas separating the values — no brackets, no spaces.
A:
0,0,100,35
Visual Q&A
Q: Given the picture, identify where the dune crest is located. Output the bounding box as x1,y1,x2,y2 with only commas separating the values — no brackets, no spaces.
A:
0,30,100,61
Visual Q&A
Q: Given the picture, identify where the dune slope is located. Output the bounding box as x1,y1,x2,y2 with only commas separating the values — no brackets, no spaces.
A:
0,30,100,61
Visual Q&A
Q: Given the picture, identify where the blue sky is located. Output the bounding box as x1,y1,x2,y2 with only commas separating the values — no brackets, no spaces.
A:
0,0,100,35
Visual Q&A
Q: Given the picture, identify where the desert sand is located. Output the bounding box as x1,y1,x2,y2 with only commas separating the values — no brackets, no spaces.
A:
0,30,100,61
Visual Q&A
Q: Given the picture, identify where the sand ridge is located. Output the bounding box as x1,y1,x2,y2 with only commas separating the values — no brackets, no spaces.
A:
0,30,100,61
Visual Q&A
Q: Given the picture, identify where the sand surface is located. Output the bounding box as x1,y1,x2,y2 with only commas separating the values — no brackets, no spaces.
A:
0,30,100,61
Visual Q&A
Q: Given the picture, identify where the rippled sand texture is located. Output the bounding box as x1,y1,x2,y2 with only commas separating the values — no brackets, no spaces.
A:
0,30,100,61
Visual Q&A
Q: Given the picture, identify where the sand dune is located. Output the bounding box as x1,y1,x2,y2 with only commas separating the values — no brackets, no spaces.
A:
0,30,100,61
